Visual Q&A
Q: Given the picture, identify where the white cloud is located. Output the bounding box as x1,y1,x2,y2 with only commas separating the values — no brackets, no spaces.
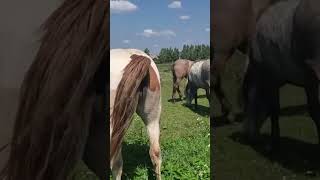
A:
205,28,210,32
179,15,190,20
168,1,182,9
110,0,138,14
122,40,130,44
138,29,176,38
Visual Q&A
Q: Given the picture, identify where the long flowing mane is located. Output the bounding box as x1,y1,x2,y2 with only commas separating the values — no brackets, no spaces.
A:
0,0,108,179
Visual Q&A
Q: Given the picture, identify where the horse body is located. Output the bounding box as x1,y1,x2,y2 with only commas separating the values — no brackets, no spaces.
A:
185,60,210,107
110,49,162,180
243,0,320,146
171,59,194,102
212,0,283,118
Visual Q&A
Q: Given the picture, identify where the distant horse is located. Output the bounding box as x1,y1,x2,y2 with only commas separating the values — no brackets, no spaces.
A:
110,49,162,180
243,0,320,146
0,0,108,179
171,59,194,102
212,0,283,117
185,60,210,108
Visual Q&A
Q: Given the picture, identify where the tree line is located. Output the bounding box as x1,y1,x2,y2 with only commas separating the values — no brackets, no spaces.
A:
144,44,210,64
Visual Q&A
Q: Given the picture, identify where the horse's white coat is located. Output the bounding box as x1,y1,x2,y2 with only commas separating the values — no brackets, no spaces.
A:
110,49,160,91
109,48,162,180
188,60,210,88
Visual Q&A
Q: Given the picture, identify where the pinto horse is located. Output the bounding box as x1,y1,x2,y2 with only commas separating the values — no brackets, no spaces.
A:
185,60,210,108
110,49,162,180
171,59,194,102
0,0,108,179
243,0,320,146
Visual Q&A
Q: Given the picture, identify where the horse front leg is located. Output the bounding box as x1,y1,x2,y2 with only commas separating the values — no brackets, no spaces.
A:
305,82,320,144
213,75,232,118
269,87,280,149
194,89,198,109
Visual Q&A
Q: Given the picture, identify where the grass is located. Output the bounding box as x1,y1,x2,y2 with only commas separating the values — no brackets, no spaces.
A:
213,53,320,180
120,63,210,179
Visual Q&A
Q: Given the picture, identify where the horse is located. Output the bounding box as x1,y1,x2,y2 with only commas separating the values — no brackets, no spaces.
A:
0,0,109,179
171,59,194,102
185,60,210,109
243,0,320,147
110,49,162,180
212,0,284,118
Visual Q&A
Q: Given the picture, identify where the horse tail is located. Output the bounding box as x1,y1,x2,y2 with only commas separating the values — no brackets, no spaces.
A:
0,1,108,179
111,54,151,159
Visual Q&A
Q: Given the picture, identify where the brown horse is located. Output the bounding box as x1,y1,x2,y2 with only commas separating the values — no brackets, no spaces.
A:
171,59,194,102
212,0,281,118
0,0,108,179
110,49,162,180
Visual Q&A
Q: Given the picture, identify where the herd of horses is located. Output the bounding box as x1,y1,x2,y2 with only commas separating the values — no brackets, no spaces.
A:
0,0,319,179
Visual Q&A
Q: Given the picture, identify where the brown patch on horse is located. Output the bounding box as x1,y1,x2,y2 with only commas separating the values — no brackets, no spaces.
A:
111,54,151,159
0,1,109,180
148,67,160,91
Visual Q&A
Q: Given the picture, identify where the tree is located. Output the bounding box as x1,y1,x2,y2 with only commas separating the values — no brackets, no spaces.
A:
144,48,150,55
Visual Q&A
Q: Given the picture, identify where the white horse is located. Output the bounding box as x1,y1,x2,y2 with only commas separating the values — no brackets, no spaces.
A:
185,59,210,108
110,49,162,180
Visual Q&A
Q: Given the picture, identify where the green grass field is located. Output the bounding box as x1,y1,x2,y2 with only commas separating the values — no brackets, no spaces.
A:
214,53,320,180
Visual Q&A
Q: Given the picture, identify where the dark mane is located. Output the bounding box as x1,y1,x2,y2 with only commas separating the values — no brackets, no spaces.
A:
0,0,108,179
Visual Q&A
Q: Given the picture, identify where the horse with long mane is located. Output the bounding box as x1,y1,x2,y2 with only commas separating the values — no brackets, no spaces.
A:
0,0,108,179
171,59,194,102
110,49,162,180
243,0,320,147
185,60,210,108
212,0,284,118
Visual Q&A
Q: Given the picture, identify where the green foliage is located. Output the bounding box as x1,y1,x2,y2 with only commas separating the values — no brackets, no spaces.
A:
157,44,210,64
144,48,150,55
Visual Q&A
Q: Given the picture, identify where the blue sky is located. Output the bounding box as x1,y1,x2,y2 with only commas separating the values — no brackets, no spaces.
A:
110,0,210,55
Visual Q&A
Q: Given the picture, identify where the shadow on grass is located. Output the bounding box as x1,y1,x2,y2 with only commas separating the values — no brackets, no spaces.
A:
279,104,308,116
214,104,308,128
122,142,156,180
182,104,209,117
168,98,184,103
230,132,320,177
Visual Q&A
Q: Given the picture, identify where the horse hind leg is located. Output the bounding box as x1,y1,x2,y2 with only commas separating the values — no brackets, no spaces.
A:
110,146,123,180
136,90,162,180
177,84,183,100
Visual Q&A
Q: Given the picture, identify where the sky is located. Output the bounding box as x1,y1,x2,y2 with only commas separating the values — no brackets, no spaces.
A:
110,0,210,55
